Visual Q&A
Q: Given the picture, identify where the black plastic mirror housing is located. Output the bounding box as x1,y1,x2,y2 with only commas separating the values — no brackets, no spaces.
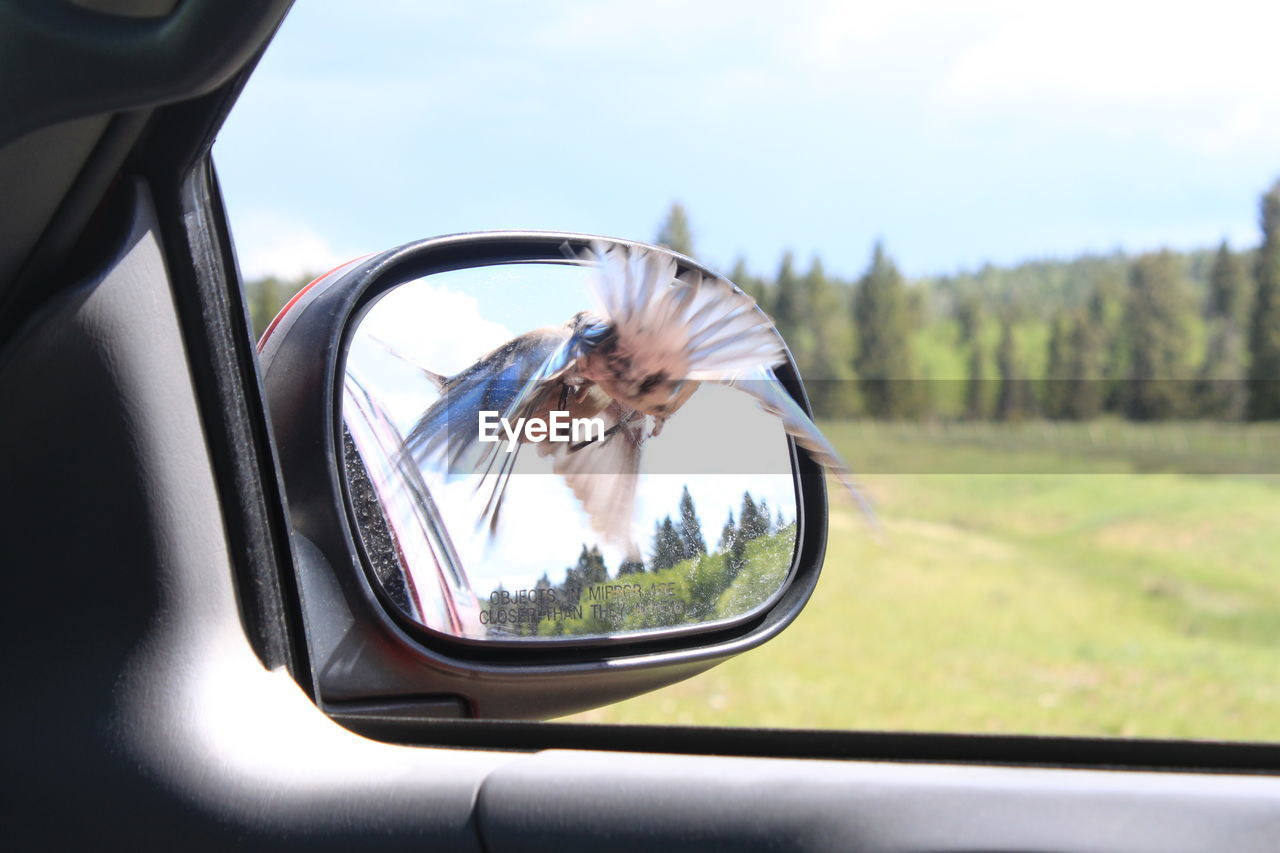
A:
258,231,830,722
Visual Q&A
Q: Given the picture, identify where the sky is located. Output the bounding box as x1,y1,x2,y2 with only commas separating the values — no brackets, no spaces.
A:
215,1,1280,283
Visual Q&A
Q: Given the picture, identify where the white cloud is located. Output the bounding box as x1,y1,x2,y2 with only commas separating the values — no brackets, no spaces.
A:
934,1,1280,153
348,282,515,435
360,281,513,374
217,1,1276,280
232,210,357,281
530,0,1280,157
532,0,742,49
526,0,1280,159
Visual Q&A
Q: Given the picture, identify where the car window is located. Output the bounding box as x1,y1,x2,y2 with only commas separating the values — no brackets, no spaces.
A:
215,1,1280,741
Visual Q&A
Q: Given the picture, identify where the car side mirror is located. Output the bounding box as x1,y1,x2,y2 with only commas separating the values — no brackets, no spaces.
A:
258,232,831,723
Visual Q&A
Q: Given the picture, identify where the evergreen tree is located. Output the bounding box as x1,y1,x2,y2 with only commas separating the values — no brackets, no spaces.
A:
730,257,770,315
577,544,608,584
558,544,609,605
1124,251,1195,420
1088,274,1121,328
995,316,1031,421
852,242,918,418
649,516,683,571
727,530,748,584
737,492,765,541
616,558,645,576
526,572,555,635
964,342,987,420
959,296,987,420
1248,180,1280,420
1208,240,1252,321
588,545,609,584
758,499,772,535
800,257,857,416
717,511,737,552
558,545,612,632
903,287,926,337
656,202,695,257
1198,241,1251,419
770,251,812,368
1044,311,1071,419
956,294,983,348
1063,311,1104,419
1086,274,1127,413
245,274,311,339
676,485,707,560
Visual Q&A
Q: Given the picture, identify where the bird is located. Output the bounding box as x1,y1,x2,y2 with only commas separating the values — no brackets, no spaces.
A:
400,241,872,556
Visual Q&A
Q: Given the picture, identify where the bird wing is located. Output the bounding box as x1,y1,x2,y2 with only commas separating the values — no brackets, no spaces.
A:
536,401,648,559
586,242,786,381
720,365,880,532
403,324,599,539
404,329,570,475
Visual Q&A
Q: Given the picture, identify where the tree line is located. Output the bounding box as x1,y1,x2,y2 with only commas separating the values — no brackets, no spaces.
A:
656,179,1280,422
244,178,1280,422
549,486,786,592
481,486,791,636
647,486,782,575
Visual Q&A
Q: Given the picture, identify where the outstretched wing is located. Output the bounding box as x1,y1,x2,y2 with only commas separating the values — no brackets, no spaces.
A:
404,329,568,474
403,326,593,537
722,365,880,532
537,400,648,559
586,242,786,382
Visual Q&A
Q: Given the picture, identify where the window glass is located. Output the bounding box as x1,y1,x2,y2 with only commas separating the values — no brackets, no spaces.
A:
216,1,1280,740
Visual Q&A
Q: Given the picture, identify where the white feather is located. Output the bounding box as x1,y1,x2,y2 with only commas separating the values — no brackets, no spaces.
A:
587,242,786,382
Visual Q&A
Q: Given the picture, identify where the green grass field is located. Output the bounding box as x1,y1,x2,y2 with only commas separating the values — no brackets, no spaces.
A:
563,419,1280,741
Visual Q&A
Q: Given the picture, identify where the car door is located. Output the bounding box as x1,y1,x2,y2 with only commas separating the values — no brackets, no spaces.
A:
2,2,1278,850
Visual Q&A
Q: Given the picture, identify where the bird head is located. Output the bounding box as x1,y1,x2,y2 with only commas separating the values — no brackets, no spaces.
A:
567,310,613,347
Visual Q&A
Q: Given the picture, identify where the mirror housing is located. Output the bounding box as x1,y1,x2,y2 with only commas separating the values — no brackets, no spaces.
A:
259,232,830,722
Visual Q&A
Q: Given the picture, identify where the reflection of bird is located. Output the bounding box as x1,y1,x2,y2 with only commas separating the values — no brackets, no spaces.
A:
402,242,870,555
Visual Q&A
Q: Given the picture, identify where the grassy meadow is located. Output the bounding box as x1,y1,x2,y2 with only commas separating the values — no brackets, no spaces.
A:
563,419,1280,741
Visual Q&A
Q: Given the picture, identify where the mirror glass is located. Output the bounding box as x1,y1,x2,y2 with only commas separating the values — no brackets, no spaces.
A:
342,255,799,642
